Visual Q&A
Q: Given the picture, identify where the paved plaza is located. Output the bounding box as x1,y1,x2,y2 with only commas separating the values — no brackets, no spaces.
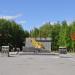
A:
0,53,75,75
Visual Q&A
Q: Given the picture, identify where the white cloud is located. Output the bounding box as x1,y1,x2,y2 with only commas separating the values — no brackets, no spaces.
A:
19,20,26,24
17,20,27,25
0,14,22,20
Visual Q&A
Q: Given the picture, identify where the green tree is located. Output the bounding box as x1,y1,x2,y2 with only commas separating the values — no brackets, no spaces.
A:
51,22,61,51
0,19,29,50
30,28,39,37
39,22,53,37
58,21,68,47
70,22,75,52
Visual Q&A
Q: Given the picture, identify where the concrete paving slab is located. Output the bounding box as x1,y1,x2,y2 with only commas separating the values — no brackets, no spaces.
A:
0,54,75,75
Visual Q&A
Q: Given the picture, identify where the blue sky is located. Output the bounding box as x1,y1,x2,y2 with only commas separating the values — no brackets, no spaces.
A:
0,0,75,31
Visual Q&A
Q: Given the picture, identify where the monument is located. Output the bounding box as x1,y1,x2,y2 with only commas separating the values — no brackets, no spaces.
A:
23,38,51,53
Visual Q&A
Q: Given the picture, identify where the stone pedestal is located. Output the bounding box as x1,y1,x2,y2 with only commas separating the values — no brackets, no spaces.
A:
1,46,9,57
59,47,67,54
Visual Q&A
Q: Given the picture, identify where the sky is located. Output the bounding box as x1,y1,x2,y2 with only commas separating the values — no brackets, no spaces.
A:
0,0,75,31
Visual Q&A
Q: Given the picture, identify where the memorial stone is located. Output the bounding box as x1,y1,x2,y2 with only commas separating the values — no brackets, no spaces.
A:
59,47,67,54
1,46,9,57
